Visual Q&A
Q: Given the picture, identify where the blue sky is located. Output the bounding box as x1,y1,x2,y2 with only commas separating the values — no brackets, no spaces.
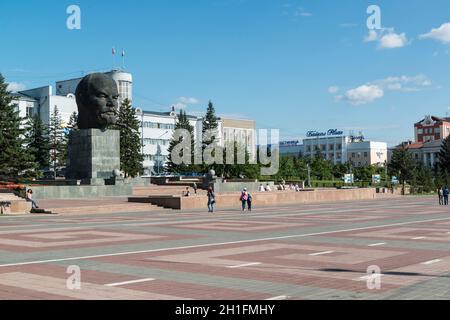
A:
2,0,450,146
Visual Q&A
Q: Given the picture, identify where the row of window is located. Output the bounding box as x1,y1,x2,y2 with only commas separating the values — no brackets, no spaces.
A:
143,138,171,146
141,122,175,130
305,144,343,152
351,152,369,158
418,127,440,135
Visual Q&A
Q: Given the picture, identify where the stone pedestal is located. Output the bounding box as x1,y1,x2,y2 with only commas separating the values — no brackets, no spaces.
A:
67,129,120,185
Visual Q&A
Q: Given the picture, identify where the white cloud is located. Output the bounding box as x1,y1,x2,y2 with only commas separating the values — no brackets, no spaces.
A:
7,82,26,92
328,86,339,94
172,96,200,110
420,23,450,44
364,28,408,49
178,97,200,105
374,75,432,92
333,75,433,106
379,32,408,49
340,85,384,105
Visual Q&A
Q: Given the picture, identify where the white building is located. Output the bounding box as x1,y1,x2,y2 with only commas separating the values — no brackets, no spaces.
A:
12,69,132,127
219,118,257,161
15,86,77,126
136,108,202,176
303,129,350,165
347,141,388,167
280,129,388,167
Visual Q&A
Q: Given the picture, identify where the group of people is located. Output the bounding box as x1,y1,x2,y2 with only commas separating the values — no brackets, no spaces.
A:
206,187,253,213
240,188,253,212
438,186,450,206
259,184,272,192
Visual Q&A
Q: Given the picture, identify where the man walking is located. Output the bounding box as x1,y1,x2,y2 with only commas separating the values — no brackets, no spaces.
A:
444,186,449,206
207,187,216,213
247,192,253,212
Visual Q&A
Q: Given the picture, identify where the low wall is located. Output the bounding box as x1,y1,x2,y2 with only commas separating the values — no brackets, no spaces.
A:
213,181,275,193
130,188,398,210
31,184,133,200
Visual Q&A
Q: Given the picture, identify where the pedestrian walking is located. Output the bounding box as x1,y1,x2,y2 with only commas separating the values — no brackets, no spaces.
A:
207,187,216,213
438,187,444,205
240,188,249,211
247,192,253,212
444,186,449,206
193,182,198,195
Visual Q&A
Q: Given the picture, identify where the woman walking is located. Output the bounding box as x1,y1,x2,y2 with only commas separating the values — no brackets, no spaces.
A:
240,188,249,212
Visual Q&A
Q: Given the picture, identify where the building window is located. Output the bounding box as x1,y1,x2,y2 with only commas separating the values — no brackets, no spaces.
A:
364,152,368,158
418,128,423,134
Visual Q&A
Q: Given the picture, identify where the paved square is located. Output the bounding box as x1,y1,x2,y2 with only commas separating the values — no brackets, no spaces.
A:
1,196,450,300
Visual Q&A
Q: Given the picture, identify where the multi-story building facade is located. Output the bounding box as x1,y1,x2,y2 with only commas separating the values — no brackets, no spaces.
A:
219,118,257,161
396,115,450,168
347,141,387,167
280,129,387,167
414,115,450,143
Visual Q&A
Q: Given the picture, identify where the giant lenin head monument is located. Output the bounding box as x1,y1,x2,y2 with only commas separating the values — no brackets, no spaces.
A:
66,73,121,185
75,73,119,130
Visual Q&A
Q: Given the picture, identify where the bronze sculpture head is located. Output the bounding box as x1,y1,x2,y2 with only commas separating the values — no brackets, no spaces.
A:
75,73,119,130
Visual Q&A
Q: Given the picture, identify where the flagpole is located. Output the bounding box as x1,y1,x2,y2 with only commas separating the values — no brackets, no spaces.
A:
122,49,125,70
112,47,116,69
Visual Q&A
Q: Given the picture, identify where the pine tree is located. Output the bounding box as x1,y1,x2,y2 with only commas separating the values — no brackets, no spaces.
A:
438,136,450,185
388,145,416,194
166,110,196,174
24,115,51,174
202,101,220,172
0,73,36,180
48,106,67,178
68,111,78,130
116,99,143,178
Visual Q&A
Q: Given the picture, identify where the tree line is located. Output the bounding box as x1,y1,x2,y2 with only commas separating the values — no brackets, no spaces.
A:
165,101,259,179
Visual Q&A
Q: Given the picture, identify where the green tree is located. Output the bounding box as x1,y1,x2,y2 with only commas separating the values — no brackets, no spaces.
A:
116,99,143,178
24,115,51,174
274,156,297,181
166,110,197,175
0,74,36,180
438,136,450,185
68,111,78,130
48,106,67,177
310,156,334,181
388,145,416,194
414,162,434,193
218,142,260,179
333,163,350,180
201,101,220,173
294,156,308,180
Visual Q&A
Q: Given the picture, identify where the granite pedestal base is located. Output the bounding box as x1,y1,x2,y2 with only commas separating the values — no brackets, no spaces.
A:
67,129,120,185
